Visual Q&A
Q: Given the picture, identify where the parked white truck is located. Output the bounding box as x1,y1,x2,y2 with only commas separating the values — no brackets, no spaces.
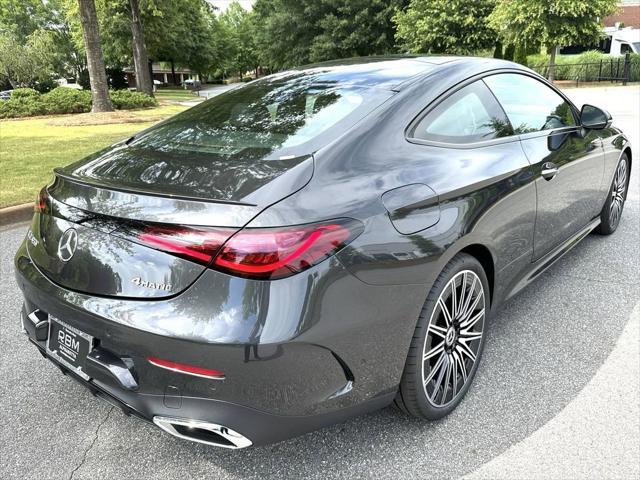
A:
560,27,640,55
607,28,640,55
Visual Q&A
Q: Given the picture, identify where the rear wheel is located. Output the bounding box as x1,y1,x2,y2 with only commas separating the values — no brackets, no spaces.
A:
595,154,629,235
395,254,488,419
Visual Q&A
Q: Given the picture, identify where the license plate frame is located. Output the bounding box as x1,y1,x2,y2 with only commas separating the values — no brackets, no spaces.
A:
46,316,93,380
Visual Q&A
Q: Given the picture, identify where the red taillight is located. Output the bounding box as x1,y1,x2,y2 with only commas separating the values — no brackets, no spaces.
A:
136,226,235,265
212,220,362,280
147,356,225,380
133,219,362,280
35,188,48,212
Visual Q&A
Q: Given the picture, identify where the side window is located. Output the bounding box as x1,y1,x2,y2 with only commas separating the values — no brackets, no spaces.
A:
411,81,513,144
484,73,576,134
620,42,632,54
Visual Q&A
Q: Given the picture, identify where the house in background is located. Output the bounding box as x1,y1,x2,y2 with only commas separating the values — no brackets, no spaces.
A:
124,62,200,88
604,0,640,29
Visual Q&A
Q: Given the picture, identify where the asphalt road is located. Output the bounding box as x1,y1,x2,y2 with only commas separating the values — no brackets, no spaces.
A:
1,85,639,480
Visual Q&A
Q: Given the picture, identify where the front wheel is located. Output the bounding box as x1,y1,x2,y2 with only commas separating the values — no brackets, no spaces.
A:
395,253,489,419
595,154,630,235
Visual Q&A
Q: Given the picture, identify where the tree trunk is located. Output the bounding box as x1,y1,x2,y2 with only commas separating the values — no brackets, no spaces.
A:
493,41,503,59
148,59,154,91
548,45,557,83
128,0,153,96
171,59,177,86
77,0,113,112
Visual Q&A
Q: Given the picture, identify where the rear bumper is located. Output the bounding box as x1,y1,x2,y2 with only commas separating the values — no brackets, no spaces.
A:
14,236,421,446
22,332,393,447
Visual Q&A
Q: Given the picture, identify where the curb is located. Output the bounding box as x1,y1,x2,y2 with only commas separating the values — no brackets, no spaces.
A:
0,203,33,228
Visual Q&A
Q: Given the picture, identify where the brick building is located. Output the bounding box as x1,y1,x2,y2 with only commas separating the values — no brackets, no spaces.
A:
124,63,199,88
604,0,640,28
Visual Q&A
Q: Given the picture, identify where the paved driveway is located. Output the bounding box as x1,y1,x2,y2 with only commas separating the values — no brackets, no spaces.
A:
1,85,638,480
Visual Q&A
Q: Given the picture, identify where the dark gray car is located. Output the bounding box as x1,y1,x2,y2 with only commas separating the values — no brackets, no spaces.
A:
15,56,631,448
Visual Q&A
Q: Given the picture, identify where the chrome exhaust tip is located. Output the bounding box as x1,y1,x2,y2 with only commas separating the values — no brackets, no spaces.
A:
153,416,252,449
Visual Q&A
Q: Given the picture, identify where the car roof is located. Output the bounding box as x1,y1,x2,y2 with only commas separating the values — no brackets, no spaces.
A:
266,56,525,91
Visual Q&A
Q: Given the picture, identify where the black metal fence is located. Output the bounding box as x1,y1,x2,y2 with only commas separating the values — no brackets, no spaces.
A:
529,53,638,86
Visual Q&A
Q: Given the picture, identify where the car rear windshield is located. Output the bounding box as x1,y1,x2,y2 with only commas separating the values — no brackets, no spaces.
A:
132,76,392,158
61,75,393,202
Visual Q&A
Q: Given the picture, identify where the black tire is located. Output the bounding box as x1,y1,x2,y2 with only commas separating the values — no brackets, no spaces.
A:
595,153,630,235
394,253,489,419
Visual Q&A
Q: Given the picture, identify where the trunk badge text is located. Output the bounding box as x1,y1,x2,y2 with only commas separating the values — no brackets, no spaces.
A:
57,229,78,262
132,277,172,291
27,230,39,247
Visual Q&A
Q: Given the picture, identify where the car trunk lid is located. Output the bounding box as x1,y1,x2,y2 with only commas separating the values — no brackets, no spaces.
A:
27,152,313,299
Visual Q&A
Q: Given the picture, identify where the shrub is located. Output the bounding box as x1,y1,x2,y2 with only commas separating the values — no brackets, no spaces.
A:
42,87,91,114
10,87,40,99
109,89,158,109
0,95,46,118
0,86,159,118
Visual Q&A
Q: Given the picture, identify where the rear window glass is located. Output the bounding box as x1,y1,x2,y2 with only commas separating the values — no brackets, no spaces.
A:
132,78,390,158
61,77,392,201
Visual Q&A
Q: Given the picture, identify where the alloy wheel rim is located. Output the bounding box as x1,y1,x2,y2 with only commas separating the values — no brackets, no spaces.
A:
422,270,485,407
610,159,627,227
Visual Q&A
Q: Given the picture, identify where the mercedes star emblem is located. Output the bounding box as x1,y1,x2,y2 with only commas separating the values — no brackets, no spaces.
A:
57,228,78,262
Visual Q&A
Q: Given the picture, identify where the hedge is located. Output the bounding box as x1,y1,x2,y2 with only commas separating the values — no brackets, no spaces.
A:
527,51,640,83
43,87,92,114
0,87,158,119
11,88,41,99
109,89,158,109
0,93,46,117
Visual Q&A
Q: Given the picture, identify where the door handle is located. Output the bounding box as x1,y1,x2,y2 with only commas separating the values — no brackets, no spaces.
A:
541,162,559,181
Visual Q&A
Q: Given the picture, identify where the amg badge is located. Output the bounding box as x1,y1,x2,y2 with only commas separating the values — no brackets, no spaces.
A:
131,277,172,291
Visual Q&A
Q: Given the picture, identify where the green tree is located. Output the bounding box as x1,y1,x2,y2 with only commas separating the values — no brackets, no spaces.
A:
0,0,86,81
489,0,619,81
309,0,407,62
0,0,58,39
173,0,225,78
253,0,408,70
394,0,497,55
219,1,258,79
92,0,222,84
252,0,316,69
0,30,57,88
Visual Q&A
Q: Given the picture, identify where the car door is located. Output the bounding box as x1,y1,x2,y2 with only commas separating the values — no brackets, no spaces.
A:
484,73,605,261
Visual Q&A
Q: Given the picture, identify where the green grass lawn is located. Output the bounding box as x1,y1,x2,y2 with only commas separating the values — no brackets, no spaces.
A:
155,88,203,103
0,105,188,208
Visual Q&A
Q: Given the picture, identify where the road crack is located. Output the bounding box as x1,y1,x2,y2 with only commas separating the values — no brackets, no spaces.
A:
69,406,114,480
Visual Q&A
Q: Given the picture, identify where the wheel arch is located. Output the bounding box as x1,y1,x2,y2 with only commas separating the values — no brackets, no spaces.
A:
458,244,495,308
623,145,632,172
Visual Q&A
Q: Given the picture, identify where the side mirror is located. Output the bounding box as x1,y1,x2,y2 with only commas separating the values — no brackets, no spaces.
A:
580,104,612,129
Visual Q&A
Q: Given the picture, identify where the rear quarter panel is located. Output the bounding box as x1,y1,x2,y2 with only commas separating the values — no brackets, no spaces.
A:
252,65,538,305
601,128,631,194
